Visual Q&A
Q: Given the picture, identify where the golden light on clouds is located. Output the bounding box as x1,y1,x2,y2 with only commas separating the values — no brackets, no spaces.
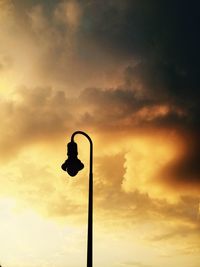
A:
0,1,200,267
123,135,179,201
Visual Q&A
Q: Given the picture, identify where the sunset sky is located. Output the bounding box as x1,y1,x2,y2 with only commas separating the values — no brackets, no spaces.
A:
0,1,200,267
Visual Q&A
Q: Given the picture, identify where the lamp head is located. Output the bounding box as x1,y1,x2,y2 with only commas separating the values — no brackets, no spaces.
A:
61,141,84,176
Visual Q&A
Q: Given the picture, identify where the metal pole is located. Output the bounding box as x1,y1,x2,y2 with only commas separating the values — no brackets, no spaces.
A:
71,131,93,267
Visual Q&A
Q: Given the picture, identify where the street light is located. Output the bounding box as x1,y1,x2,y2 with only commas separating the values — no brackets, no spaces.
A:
61,131,93,267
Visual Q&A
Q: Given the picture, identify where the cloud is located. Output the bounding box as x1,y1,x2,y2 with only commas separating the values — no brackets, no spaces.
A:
54,0,82,30
0,81,199,199
0,84,184,159
0,87,75,160
79,86,187,131
0,0,121,96
77,0,200,128
79,0,199,74
93,153,200,233
1,0,199,96
157,132,200,191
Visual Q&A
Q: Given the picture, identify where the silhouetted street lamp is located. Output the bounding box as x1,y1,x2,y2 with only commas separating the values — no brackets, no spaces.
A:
61,131,93,267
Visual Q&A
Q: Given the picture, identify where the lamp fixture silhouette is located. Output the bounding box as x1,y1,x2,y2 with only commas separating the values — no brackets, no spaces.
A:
61,131,93,267
61,140,84,176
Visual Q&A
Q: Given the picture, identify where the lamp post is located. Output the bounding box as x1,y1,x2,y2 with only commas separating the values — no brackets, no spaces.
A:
61,131,93,267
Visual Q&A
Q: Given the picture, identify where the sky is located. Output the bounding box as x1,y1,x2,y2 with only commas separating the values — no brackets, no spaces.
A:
0,0,200,266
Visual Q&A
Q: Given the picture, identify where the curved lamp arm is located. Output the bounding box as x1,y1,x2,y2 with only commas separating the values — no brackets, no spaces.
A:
71,131,93,176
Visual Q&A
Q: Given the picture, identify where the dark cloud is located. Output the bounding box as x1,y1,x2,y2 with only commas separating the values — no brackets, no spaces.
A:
157,132,200,189
79,86,187,129
7,1,200,100
77,0,200,191
79,0,200,70
14,0,57,14
78,0,200,119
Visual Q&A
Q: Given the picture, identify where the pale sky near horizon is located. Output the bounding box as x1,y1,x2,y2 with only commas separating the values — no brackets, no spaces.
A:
0,1,200,267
